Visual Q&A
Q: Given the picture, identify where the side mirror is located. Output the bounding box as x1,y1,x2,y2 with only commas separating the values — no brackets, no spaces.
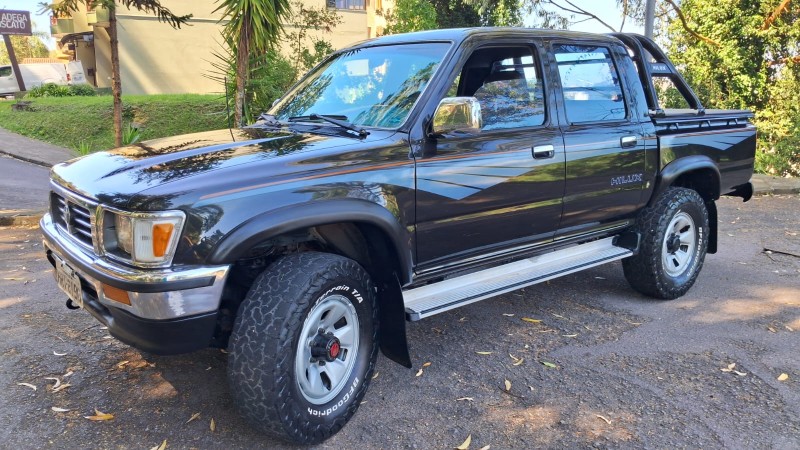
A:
430,97,482,136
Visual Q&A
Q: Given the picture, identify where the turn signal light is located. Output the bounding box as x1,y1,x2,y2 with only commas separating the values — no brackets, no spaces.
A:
102,283,131,305
152,223,175,258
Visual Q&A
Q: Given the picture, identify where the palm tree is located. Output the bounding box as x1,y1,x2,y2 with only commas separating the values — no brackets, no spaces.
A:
214,0,290,127
41,1,190,147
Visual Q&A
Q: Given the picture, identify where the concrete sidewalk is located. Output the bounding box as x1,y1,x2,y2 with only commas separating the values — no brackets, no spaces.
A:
0,127,75,168
0,127,797,225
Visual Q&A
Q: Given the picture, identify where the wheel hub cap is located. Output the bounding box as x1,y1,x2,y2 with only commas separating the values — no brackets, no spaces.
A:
661,211,697,277
310,330,341,362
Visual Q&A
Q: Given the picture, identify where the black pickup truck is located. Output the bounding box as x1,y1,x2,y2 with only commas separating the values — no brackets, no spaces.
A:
41,29,755,443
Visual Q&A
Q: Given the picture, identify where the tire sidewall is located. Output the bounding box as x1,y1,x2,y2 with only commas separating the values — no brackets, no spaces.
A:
287,276,376,427
655,195,708,290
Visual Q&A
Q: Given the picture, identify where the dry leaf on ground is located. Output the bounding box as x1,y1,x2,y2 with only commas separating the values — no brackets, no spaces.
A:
778,373,789,381
51,407,70,412
17,382,36,391
521,317,542,323
541,361,557,368
210,418,216,432
85,409,114,421
149,439,167,450
476,351,493,355
52,383,72,393
596,414,612,424
456,397,474,401
53,351,67,356
455,434,471,450
186,412,201,424
415,369,424,377
504,379,511,391
371,371,380,380
477,446,491,450
502,313,514,317
45,377,61,389
422,362,432,368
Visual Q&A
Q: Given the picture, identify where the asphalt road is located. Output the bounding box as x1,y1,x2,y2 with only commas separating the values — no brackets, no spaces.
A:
0,156,50,213
1,195,798,449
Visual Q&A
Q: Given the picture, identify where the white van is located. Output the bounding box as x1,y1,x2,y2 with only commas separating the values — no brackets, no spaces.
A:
0,61,86,95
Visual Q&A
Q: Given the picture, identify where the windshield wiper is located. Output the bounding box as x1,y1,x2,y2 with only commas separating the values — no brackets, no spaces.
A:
248,113,288,129
288,113,369,138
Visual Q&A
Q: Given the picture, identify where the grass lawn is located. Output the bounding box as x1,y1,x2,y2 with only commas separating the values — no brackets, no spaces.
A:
0,94,228,152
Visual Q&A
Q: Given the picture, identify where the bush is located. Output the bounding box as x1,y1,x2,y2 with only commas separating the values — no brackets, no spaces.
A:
27,83,71,98
69,83,96,96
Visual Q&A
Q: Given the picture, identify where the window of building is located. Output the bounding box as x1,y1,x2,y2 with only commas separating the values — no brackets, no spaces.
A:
327,0,366,10
553,44,627,123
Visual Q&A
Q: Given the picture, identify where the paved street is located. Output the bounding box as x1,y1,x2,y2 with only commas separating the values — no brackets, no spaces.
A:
0,156,50,213
0,195,798,449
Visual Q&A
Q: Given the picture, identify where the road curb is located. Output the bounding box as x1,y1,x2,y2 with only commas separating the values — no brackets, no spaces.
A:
0,149,55,169
0,211,45,227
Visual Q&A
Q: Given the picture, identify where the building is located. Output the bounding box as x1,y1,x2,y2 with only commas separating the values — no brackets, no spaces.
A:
50,0,390,95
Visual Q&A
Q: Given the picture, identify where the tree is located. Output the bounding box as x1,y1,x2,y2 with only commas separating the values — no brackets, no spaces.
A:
284,1,341,74
41,1,191,147
384,0,438,34
0,32,49,65
215,0,291,127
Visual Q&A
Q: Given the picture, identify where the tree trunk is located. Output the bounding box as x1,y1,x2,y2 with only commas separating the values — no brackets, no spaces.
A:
109,9,123,147
234,12,251,128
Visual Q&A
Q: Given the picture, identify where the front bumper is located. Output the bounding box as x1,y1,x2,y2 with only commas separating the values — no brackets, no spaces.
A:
41,213,231,354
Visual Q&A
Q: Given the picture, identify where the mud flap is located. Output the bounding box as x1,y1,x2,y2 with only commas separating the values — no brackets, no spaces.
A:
706,200,718,254
377,275,412,368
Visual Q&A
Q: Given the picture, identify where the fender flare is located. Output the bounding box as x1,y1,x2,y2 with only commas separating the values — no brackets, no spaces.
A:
206,198,414,285
651,155,721,205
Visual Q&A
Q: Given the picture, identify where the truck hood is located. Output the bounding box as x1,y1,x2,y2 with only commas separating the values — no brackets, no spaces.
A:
51,127,397,210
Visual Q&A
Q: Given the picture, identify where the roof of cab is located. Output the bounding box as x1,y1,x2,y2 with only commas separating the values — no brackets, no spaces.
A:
348,27,624,49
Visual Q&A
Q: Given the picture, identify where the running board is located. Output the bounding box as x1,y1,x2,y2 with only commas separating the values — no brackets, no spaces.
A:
403,237,633,321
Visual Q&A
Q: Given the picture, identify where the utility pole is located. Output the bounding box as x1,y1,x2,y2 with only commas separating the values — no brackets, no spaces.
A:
644,0,656,39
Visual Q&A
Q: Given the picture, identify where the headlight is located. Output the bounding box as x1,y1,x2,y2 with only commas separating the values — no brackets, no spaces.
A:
102,209,185,267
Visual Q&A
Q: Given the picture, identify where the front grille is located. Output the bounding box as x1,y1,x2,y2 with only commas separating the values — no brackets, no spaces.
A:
51,191,95,248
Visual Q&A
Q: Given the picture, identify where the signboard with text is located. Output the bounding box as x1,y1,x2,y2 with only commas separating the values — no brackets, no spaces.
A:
0,10,32,36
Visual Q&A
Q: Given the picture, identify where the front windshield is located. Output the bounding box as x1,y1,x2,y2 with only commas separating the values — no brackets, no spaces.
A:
270,43,451,129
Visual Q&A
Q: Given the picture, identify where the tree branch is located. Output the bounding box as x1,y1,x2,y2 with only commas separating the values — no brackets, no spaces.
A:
664,0,720,46
547,0,617,32
761,0,791,30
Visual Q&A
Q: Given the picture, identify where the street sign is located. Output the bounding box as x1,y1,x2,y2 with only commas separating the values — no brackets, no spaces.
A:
0,10,32,36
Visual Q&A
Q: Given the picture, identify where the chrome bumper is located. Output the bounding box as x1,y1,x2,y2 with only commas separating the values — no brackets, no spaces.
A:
41,213,230,320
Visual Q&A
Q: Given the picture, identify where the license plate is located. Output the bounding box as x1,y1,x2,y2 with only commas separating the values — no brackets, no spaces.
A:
54,257,83,309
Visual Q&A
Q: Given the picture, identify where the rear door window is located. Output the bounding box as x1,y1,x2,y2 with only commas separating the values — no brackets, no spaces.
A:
553,45,627,123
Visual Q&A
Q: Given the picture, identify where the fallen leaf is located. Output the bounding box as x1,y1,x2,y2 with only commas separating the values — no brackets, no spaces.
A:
513,358,524,366
186,412,201,424
51,407,70,412
210,418,216,432
562,334,579,338
502,313,515,317
733,370,747,376
117,360,130,369
422,362,432,368
541,361,557,368
455,434,471,450
85,409,114,421
63,371,74,378
415,369,424,377
477,446,491,450
552,313,565,318
475,351,493,355
53,351,67,356
52,383,71,393
721,363,736,372
521,317,542,323
459,317,467,322
778,373,789,381
219,349,228,354
149,439,167,450
17,382,36,391
767,326,777,333
456,397,474,401
594,276,606,280
504,379,511,391
371,371,380,380
786,325,795,332
45,377,61,389
596,414,612,424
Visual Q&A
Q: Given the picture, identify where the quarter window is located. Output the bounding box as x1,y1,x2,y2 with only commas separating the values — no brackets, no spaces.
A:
553,45,627,123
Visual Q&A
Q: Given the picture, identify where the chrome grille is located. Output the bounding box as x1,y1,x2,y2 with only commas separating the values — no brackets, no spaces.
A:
51,191,95,248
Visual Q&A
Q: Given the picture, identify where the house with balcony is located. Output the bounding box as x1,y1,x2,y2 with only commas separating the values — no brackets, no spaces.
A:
50,0,391,95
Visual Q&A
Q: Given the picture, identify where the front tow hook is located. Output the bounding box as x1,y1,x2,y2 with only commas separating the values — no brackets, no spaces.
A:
66,299,81,310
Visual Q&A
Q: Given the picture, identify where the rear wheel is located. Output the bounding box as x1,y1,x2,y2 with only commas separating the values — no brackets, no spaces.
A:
623,187,709,299
227,252,378,444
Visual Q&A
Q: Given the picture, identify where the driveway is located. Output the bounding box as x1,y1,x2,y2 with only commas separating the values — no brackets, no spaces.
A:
1,195,798,449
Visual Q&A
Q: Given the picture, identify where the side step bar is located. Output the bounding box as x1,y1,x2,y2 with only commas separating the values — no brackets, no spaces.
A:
403,237,633,321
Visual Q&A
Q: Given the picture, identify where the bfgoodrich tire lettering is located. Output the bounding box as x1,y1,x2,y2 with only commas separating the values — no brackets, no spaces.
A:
623,187,709,299
227,252,378,444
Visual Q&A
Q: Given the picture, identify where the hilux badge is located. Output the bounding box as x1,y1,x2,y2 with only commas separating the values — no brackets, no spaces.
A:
610,173,643,186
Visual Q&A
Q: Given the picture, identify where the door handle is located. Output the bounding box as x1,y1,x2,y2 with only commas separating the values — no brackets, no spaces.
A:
620,135,638,148
532,144,555,159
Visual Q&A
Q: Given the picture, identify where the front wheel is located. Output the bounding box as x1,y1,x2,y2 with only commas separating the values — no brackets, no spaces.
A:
227,252,378,444
623,187,709,299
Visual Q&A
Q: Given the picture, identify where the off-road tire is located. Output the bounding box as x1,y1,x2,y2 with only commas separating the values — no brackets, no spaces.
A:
623,187,709,299
227,252,379,444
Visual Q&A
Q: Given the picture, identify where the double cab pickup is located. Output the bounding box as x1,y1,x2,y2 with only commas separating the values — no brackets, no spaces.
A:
42,28,756,443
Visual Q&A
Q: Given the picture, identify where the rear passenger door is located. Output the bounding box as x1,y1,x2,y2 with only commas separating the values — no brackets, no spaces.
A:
550,42,647,238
